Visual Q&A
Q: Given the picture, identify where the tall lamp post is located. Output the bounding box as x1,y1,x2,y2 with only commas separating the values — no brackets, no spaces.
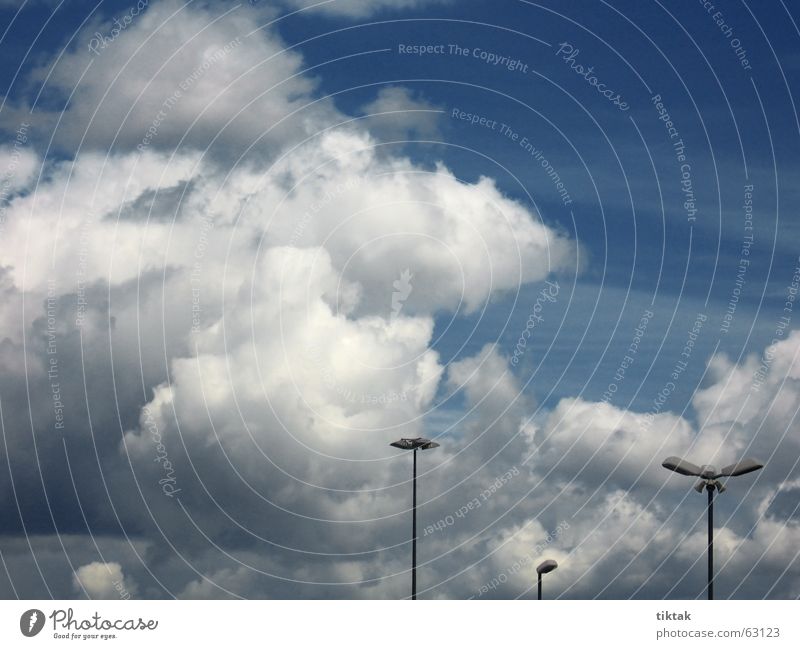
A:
536,559,558,600
390,437,439,600
661,456,763,600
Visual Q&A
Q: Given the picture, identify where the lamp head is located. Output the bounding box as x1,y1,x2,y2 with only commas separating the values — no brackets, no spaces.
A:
664,456,764,480
662,456,703,477
717,458,764,478
390,437,440,451
536,559,558,575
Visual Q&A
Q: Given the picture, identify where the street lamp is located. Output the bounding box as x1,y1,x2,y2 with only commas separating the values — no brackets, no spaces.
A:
536,559,558,600
662,456,763,600
390,437,440,600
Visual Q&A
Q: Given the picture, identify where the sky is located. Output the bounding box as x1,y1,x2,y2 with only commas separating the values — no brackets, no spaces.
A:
0,0,799,600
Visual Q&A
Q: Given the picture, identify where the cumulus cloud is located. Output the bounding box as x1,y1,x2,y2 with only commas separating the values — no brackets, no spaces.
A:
122,244,444,491
262,131,576,315
691,331,800,471
73,561,134,599
1,140,38,194
0,129,574,308
0,59,573,598
536,397,705,490
6,0,339,156
425,333,800,599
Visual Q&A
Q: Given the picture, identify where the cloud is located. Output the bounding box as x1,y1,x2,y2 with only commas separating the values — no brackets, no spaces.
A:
360,86,443,141
5,0,339,157
72,561,134,599
179,566,251,599
428,335,800,599
261,130,576,315
535,397,706,490
0,128,575,309
0,97,574,596
0,7,575,588
691,330,800,476
1,140,38,195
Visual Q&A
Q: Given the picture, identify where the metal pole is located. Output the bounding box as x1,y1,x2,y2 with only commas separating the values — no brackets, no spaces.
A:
412,447,417,600
707,483,714,601
537,574,542,600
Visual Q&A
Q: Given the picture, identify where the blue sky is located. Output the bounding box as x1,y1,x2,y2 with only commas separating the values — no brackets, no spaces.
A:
1,0,799,600
267,0,800,414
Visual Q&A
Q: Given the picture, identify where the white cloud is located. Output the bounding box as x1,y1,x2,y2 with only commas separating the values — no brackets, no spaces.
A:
535,397,713,490
691,330,800,475
12,0,339,156
0,129,574,312
124,244,444,479
432,336,800,599
72,561,133,599
1,141,38,194
260,130,576,315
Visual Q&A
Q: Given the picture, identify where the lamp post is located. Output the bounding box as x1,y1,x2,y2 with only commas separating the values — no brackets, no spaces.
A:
536,559,558,600
390,437,439,600
662,456,763,600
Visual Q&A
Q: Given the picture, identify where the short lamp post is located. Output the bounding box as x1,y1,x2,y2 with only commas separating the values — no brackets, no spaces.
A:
536,559,558,600
662,456,763,600
390,437,439,600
